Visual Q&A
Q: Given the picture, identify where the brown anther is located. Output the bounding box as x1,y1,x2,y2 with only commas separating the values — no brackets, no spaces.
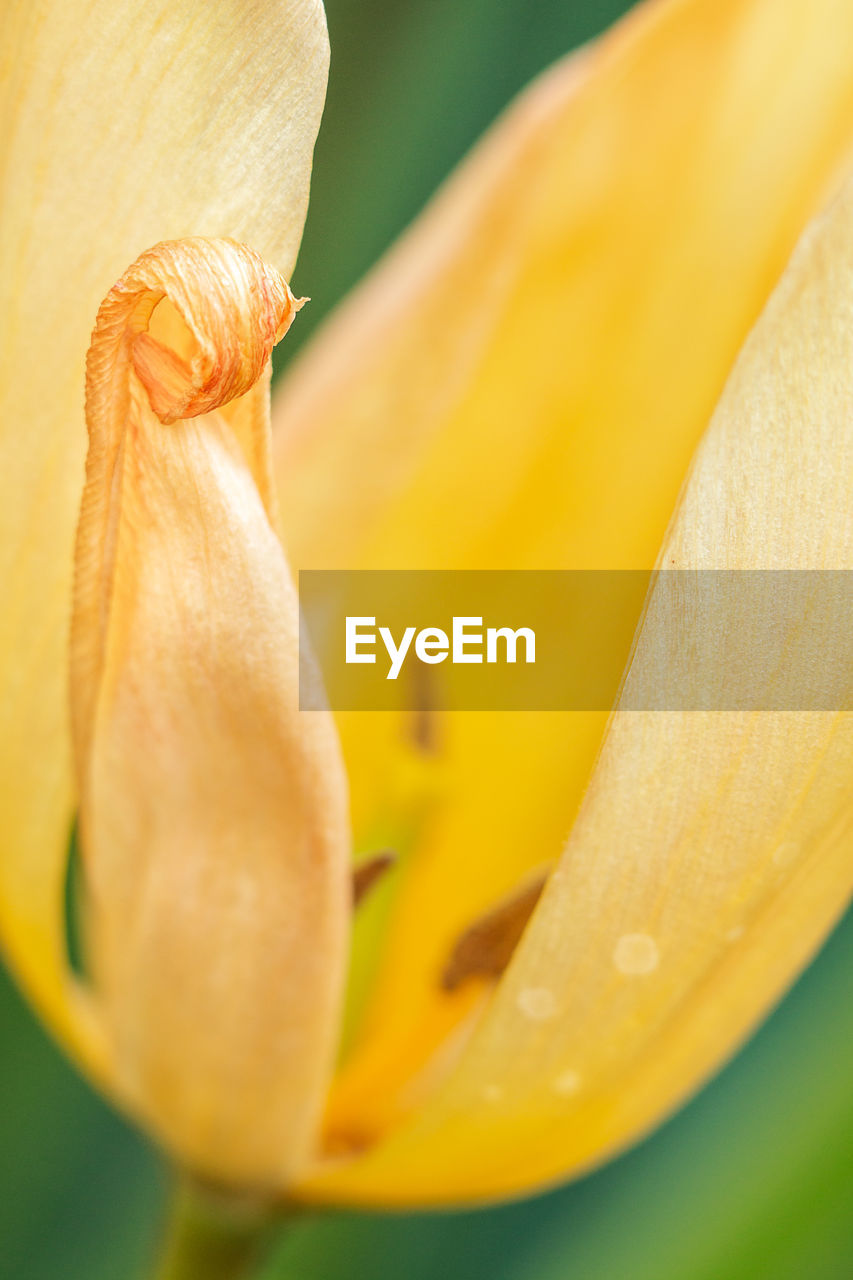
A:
441,870,551,992
352,850,398,908
323,1129,374,1159
409,662,440,753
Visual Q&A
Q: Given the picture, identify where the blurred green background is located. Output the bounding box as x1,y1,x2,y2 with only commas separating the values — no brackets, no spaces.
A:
3,0,852,1276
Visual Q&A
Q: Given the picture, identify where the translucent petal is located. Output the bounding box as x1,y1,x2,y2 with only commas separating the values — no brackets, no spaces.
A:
296,163,853,1204
273,0,853,1147
72,238,349,1187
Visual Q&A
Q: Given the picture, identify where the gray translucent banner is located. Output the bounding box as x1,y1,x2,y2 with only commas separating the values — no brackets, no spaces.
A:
298,571,853,711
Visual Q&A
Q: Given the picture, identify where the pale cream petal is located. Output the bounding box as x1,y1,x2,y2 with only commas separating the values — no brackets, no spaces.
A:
273,0,853,1143
73,238,349,1187
0,0,328,1064
295,165,853,1203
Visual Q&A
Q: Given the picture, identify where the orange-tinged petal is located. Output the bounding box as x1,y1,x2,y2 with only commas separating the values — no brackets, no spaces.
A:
72,238,350,1188
273,0,853,1150
0,0,328,1068
296,158,853,1207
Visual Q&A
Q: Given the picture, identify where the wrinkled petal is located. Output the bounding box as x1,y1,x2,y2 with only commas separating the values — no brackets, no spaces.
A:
296,163,853,1204
273,0,853,1150
0,0,328,1067
72,238,349,1188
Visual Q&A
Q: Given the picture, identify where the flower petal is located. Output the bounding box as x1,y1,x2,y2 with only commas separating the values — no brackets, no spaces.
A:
0,0,328,1065
72,238,349,1187
296,161,853,1203
273,0,853,1148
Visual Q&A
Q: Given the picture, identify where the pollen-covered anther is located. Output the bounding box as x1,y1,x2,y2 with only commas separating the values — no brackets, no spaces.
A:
441,869,550,992
352,851,397,907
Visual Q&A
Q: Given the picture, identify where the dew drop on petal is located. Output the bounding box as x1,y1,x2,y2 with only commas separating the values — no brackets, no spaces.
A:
517,985,558,1021
552,1069,582,1097
613,932,660,976
772,840,799,868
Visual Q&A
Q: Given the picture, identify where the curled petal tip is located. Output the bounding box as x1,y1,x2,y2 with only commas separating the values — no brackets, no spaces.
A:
102,238,300,426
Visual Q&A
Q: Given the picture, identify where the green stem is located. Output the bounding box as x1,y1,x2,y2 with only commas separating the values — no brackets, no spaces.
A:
155,1178,290,1280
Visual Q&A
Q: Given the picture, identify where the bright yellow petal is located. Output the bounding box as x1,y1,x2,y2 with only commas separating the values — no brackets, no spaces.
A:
71,237,349,1188
273,0,853,1146
296,157,853,1206
0,0,328,1068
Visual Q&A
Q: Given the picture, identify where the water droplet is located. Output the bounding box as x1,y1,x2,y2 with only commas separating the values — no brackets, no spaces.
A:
517,985,558,1021
482,1084,504,1104
552,1069,582,1097
772,840,798,868
613,932,659,976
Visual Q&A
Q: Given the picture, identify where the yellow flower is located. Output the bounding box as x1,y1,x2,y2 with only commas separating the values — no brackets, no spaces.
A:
2,0,853,1220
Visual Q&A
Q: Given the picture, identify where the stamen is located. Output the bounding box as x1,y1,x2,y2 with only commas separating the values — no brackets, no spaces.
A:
409,662,440,753
441,869,550,992
352,850,397,907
